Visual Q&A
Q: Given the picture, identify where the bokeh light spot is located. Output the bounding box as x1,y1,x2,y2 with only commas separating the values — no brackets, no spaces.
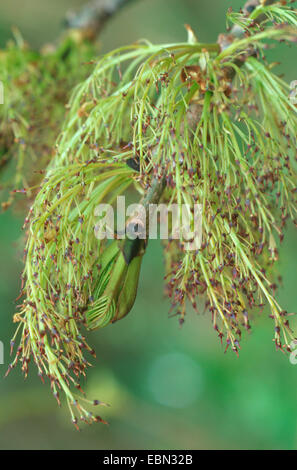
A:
148,352,203,408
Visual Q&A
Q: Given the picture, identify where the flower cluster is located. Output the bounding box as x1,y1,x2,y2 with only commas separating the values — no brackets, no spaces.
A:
8,2,297,426
0,30,97,209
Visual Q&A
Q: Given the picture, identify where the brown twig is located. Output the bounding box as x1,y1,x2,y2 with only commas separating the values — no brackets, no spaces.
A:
65,0,137,39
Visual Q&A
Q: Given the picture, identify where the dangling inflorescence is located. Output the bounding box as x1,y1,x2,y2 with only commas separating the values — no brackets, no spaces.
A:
8,1,297,426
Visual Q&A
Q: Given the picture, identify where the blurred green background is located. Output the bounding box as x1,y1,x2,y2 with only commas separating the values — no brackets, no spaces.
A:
0,0,297,450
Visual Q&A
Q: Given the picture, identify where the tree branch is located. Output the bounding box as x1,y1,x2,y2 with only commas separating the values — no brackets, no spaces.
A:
65,0,137,39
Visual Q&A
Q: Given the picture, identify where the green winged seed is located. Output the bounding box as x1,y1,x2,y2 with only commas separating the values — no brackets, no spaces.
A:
86,244,128,330
86,238,145,330
114,254,143,322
